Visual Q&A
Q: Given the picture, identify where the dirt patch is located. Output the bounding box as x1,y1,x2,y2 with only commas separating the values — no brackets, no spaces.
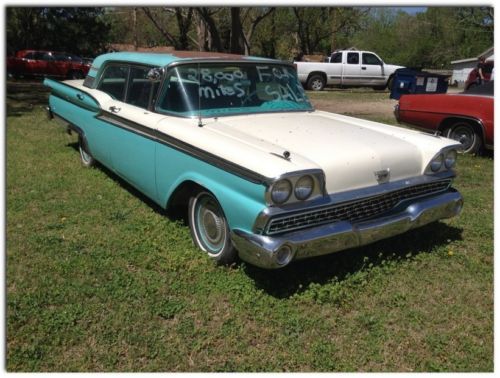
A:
311,96,397,117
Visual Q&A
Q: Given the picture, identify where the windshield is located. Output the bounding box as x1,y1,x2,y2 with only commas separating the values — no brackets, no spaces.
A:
156,62,313,117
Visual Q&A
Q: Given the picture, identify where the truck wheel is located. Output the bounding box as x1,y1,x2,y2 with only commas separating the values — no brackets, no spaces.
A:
188,191,238,265
445,121,482,154
387,76,394,90
307,74,325,91
78,135,95,167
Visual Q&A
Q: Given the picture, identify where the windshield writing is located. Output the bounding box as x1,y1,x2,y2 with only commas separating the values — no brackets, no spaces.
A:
157,63,313,117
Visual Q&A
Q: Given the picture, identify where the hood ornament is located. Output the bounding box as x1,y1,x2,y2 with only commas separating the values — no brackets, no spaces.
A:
374,168,390,184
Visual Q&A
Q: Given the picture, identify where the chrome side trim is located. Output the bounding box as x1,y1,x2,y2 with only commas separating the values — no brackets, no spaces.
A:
232,189,463,269
252,171,456,234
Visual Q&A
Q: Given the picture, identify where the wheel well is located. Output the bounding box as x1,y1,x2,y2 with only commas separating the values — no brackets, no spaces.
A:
438,117,485,142
307,71,327,83
166,180,205,223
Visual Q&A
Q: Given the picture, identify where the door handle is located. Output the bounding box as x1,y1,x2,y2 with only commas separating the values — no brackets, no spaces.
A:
109,106,121,113
361,67,367,70
76,93,84,100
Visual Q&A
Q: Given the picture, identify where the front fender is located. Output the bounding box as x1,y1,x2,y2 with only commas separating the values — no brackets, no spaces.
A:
155,145,267,232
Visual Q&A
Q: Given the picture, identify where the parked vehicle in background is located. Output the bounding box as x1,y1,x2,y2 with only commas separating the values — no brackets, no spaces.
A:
7,50,91,79
465,60,494,90
395,81,494,154
295,50,404,91
44,51,463,269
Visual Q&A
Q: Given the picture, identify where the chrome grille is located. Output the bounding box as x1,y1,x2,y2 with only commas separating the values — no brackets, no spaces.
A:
266,179,452,235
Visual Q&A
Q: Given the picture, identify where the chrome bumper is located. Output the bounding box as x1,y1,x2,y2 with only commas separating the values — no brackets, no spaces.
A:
231,189,463,269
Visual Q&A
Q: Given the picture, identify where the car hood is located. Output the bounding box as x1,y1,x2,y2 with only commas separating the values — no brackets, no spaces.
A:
203,111,429,194
385,64,405,72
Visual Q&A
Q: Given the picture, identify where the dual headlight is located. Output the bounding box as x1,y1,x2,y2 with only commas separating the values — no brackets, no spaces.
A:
427,149,458,173
270,174,316,205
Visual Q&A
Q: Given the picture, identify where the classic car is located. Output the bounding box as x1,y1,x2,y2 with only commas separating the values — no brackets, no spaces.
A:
7,49,91,79
44,51,463,269
394,81,494,154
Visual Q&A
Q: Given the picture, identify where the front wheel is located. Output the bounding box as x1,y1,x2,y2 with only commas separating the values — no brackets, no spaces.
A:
188,191,238,265
307,74,326,91
445,121,482,154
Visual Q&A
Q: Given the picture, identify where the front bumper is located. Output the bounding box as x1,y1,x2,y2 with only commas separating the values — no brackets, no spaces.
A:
231,189,463,269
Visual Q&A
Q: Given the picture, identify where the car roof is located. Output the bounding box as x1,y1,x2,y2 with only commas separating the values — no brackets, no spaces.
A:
91,51,278,70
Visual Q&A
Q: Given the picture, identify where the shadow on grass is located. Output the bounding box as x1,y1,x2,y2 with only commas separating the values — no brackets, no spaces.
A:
66,143,464,300
6,79,50,117
243,222,462,298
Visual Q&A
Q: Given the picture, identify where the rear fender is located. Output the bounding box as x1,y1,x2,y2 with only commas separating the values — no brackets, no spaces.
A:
43,78,100,112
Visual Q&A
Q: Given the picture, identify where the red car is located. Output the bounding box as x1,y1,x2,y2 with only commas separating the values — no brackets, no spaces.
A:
394,81,494,154
7,50,91,79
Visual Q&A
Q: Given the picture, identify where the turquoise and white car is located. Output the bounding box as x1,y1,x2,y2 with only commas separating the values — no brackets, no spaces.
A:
44,51,463,269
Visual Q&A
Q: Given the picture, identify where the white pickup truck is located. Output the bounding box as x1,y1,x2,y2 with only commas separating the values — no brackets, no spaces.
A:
296,50,404,91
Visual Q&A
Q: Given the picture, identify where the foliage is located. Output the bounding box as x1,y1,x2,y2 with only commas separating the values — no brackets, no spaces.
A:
6,82,493,372
351,7,493,68
5,6,494,67
6,7,111,57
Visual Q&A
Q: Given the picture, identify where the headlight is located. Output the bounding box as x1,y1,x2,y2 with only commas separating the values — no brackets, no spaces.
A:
271,179,292,204
294,175,314,200
444,149,457,169
430,154,444,172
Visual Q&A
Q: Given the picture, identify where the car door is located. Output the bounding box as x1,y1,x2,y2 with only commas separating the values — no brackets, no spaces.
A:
361,52,386,86
29,51,49,76
326,52,343,85
96,64,161,201
342,52,361,86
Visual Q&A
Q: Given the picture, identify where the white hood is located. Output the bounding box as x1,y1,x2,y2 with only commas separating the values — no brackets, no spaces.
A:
203,111,428,193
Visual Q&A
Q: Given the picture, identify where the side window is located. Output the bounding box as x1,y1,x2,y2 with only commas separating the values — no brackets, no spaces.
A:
53,53,69,62
97,65,129,101
362,53,382,65
42,53,54,61
24,52,35,59
32,52,46,60
330,52,342,63
126,66,159,109
347,52,359,65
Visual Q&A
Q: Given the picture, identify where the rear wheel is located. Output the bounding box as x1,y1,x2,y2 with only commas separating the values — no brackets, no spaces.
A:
445,121,482,154
188,191,238,265
78,135,95,167
307,74,325,91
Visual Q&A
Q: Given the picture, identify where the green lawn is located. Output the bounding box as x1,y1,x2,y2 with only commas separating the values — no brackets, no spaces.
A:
6,84,493,371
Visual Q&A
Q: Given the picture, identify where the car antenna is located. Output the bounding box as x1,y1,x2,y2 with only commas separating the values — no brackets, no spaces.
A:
197,63,203,127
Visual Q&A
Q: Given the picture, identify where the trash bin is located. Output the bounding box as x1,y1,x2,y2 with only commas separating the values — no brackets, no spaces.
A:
390,68,449,100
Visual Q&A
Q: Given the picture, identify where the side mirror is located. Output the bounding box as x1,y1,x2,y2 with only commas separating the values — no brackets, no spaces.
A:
147,68,164,82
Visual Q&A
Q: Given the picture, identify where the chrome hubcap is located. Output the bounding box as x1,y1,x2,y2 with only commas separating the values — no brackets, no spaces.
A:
201,208,223,245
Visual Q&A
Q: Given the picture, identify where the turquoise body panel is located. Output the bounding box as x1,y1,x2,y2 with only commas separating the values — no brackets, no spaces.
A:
45,78,100,111
88,52,282,80
45,78,268,234
155,148,266,232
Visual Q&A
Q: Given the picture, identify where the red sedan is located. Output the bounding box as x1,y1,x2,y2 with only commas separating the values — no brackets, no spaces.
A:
394,82,494,154
7,50,91,79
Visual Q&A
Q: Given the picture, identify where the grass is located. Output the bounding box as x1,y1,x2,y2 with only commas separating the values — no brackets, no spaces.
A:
6,81,493,371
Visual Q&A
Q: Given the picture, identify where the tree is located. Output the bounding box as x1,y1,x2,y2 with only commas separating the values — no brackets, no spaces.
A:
6,7,111,56
141,7,194,50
